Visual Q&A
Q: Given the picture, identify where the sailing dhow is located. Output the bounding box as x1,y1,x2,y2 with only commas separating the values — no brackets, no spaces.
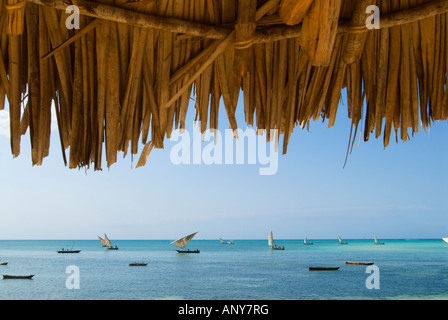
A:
304,237,313,245
98,235,107,247
220,238,235,244
171,232,200,253
268,231,284,250
338,236,348,245
103,234,119,250
374,236,385,245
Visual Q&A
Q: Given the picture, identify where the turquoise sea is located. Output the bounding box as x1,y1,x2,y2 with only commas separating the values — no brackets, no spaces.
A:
0,239,447,300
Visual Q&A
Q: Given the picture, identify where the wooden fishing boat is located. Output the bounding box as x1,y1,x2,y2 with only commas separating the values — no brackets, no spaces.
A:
269,231,285,250
57,249,81,253
58,242,81,253
309,267,340,271
129,263,148,266
176,249,200,253
345,261,374,265
171,232,200,253
374,236,385,245
3,275,34,279
0,262,8,265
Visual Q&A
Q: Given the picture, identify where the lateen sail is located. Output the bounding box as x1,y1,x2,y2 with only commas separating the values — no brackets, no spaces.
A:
338,236,342,243
443,238,448,243
268,231,273,247
374,236,378,244
98,236,106,247
304,237,307,244
104,234,112,247
171,232,198,249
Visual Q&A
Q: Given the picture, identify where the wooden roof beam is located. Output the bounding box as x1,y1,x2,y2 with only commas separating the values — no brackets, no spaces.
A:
234,0,257,77
342,0,375,65
254,0,448,43
24,0,448,44
26,0,231,39
278,0,314,26
300,0,342,66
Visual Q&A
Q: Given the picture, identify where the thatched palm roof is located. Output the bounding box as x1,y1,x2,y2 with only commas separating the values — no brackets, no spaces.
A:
0,0,447,170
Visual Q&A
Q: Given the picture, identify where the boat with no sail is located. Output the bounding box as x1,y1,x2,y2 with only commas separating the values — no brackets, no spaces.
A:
57,242,81,253
57,249,81,253
345,261,374,265
129,263,148,266
309,267,340,271
3,275,34,279
171,232,200,253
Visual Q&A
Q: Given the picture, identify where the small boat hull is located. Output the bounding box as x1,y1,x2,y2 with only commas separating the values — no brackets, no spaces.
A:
57,250,81,253
176,249,200,253
129,263,147,266
107,247,119,250
0,262,8,265
309,267,340,271
271,247,285,250
3,275,34,279
345,261,374,265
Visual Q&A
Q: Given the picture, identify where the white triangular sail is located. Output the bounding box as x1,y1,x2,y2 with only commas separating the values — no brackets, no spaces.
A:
104,234,112,247
338,236,342,243
443,238,448,243
268,231,273,247
374,236,378,244
219,238,224,244
171,232,198,249
304,237,307,244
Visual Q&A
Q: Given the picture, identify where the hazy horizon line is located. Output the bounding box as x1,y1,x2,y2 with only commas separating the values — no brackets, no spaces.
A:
0,237,444,241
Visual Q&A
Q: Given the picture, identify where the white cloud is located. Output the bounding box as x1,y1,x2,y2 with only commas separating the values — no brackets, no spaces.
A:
0,109,10,138
0,102,58,138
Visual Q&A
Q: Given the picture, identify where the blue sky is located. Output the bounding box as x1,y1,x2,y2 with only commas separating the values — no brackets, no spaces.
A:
0,90,447,240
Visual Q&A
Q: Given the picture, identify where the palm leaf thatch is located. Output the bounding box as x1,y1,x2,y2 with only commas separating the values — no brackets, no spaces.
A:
0,0,447,170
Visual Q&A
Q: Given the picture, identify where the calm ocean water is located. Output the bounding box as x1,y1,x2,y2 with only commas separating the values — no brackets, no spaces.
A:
0,239,446,300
